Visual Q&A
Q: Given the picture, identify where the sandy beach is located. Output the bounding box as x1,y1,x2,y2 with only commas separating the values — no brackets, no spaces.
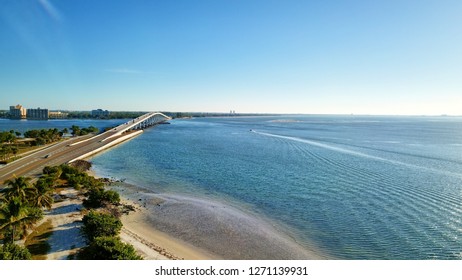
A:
118,199,217,260
36,176,215,260
86,170,215,259
33,169,324,260
107,181,325,260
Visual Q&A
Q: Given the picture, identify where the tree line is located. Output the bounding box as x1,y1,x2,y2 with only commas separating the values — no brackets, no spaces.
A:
0,126,99,162
67,111,146,119
0,176,53,259
0,162,142,260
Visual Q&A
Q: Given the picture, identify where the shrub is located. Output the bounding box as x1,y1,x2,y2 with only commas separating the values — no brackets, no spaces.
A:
83,188,120,208
0,243,32,260
102,190,120,205
81,210,122,241
78,236,142,260
42,166,62,177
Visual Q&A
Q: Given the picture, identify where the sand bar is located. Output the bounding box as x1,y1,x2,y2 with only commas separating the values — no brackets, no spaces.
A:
38,170,326,260
108,181,326,260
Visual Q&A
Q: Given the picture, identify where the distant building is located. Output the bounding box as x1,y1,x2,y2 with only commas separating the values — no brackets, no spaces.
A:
49,111,69,119
27,108,49,120
9,104,27,119
92,109,110,118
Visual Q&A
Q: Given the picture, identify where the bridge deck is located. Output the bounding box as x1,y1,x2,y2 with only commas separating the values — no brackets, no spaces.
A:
0,112,170,186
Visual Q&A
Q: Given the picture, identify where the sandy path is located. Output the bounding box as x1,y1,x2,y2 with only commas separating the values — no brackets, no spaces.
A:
45,188,86,260
42,187,180,260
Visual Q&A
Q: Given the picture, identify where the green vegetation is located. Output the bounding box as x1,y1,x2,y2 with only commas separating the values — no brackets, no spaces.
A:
70,125,98,136
84,188,120,208
24,220,53,260
0,243,32,260
0,162,141,260
66,110,275,119
0,131,19,162
0,164,67,259
0,178,45,243
67,111,146,119
44,163,140,259
0,126,99,163
53,164,141,260
0,175,53,259
77,236,142,260
0,131,17,143
81,210,122,242
23,128,62,145
163,111,279,119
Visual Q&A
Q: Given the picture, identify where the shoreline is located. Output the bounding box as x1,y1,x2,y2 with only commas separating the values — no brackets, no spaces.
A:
118,198,218,260
101,176,326,260
40,168,326,260
87,169,216,260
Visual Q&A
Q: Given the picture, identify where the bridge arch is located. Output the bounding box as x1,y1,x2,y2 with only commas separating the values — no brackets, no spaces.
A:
103,112,171,141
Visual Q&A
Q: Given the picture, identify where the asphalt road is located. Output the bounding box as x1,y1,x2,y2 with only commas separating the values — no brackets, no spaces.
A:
0,113,169,188
0,129,138,187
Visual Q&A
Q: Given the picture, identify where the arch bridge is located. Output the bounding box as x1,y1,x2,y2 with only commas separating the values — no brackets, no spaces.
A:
103,112,171,141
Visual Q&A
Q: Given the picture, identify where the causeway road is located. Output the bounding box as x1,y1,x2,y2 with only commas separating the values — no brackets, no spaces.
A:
0,128,142,186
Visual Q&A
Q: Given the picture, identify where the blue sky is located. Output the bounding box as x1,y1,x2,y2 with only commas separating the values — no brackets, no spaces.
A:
1,0,461,114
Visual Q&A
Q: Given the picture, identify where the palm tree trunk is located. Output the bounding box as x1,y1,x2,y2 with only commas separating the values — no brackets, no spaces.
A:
12,225,15,243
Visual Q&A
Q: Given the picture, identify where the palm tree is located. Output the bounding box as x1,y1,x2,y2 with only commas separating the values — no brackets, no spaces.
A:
1,177,36,203
33,179,54,210
0,197,43,243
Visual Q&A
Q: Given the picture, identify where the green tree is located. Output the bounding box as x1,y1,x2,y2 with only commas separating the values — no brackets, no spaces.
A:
1,177,36,203
0,131,15,144
33,179,54,210
71,125,81,136
84,188,120,208
35,137,46,146
11,146,18,157
81,210,122,242
0,243,32,260
78,236,142,260
0,197,43,243
0,145,10,160
43,166,62,180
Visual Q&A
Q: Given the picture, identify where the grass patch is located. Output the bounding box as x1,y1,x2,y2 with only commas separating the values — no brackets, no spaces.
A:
25,220,53,260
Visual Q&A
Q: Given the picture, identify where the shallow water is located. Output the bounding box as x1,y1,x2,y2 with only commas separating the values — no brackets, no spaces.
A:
5,115,461,259
91,116,462,259
109,183,322,259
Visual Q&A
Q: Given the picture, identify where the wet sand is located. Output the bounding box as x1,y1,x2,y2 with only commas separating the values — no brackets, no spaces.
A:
109,182,326,260
119,201,216,260
42,168,326,260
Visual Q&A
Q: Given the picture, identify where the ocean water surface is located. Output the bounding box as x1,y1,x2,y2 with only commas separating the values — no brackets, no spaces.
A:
5,116,461,259
90,115,462,259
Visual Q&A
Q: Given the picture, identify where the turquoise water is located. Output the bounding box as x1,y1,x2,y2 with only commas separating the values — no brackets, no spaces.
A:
90,116,462,259
4,116,462,259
